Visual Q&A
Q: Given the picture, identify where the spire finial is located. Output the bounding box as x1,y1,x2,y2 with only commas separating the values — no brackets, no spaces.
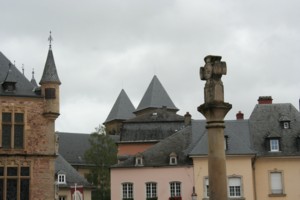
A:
22,64,24,75
48,31,53,49
32,68,35,79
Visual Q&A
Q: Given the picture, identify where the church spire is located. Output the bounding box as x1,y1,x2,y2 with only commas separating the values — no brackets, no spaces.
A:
39,31,61,85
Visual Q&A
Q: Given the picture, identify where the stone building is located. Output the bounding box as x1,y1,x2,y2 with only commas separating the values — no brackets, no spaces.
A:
0,43,60,199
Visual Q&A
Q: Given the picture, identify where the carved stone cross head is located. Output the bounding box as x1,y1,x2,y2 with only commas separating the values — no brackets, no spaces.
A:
200,55,227,81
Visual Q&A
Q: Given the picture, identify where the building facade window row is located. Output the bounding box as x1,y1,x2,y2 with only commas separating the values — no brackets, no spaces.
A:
122,181,181,199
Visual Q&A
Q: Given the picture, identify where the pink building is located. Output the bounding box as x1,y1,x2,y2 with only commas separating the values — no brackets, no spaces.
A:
111,124,197,200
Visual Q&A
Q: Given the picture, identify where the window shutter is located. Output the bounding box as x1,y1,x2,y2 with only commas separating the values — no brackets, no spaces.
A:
270,172,283,194
228,177,241,186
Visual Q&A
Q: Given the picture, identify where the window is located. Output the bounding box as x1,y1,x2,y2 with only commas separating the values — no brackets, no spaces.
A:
169,152,177,165
228,177,242,197
270,139,280,152
122,182,133,199
58,174,66,184
204,178,209,197
270,172,284,195
224,135,229,150
59,196,66,200
1,112,24,149
0,166,30,199
283,122,290,129
135,153,143,166
170,182,181,197
45,88,56,99
146,182,157,198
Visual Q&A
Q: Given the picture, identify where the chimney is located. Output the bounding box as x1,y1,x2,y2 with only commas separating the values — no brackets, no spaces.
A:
184,112,192,126
258,96,273,104
236,111,244,120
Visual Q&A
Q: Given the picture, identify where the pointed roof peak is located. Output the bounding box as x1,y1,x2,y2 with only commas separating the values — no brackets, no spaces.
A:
135,75,178,113
30,68,38,88
39,33,61,85
104,89,136,123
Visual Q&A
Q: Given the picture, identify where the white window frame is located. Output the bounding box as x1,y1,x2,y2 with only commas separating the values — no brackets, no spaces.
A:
170,157,177,165
270,171,284,195
146,182,157,198
135,157,143,166
283,122,290,129
170,181,181,197
58,174,66,184
270,139,280,152
228,177,242,197
204,177,209,198
122,182,133,199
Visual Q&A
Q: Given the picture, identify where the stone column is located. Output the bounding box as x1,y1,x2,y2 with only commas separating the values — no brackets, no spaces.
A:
198,55,232,200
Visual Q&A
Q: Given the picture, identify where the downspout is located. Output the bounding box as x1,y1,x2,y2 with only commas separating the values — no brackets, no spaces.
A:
252,155,257,200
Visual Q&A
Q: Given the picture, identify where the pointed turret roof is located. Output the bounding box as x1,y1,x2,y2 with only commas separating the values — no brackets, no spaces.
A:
30,69,38,88
104,89,136,123
135,75,178,113
39,47,61,85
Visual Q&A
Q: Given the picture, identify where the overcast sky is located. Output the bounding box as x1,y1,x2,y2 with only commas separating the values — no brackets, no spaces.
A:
1,0,299,133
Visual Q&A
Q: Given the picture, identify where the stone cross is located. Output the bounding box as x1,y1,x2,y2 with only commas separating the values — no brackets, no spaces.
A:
200,55,227,103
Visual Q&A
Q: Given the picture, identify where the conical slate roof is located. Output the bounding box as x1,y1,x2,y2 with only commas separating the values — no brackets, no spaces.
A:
39,48,61,85
135,75,178,113
104,89,135,123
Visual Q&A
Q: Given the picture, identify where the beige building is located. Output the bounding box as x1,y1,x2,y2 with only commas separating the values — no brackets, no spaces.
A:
190,97,300,200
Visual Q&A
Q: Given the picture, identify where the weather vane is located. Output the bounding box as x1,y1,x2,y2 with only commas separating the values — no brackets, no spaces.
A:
48,31,53,49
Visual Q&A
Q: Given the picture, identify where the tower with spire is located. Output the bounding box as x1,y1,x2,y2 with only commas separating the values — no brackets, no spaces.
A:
39,31,61,119
0,33,61,199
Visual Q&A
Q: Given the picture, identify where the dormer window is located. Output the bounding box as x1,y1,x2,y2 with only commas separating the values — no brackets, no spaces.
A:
58,174,66,184
135,153,143,166
265,132,281,152
270,139,280,152
279,115,290,129
169,152,177,165
283,122,290,129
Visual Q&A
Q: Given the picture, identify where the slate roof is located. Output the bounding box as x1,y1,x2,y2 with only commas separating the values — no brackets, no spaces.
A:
55,154,92,188
249,103,300,156
113,123,194,168
39,48,61,85
104,89,135,123
0,51,40,97
120,108,185,142
57,132,120,165
135,75,178,113
189,120,255,156
113,119,255,168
